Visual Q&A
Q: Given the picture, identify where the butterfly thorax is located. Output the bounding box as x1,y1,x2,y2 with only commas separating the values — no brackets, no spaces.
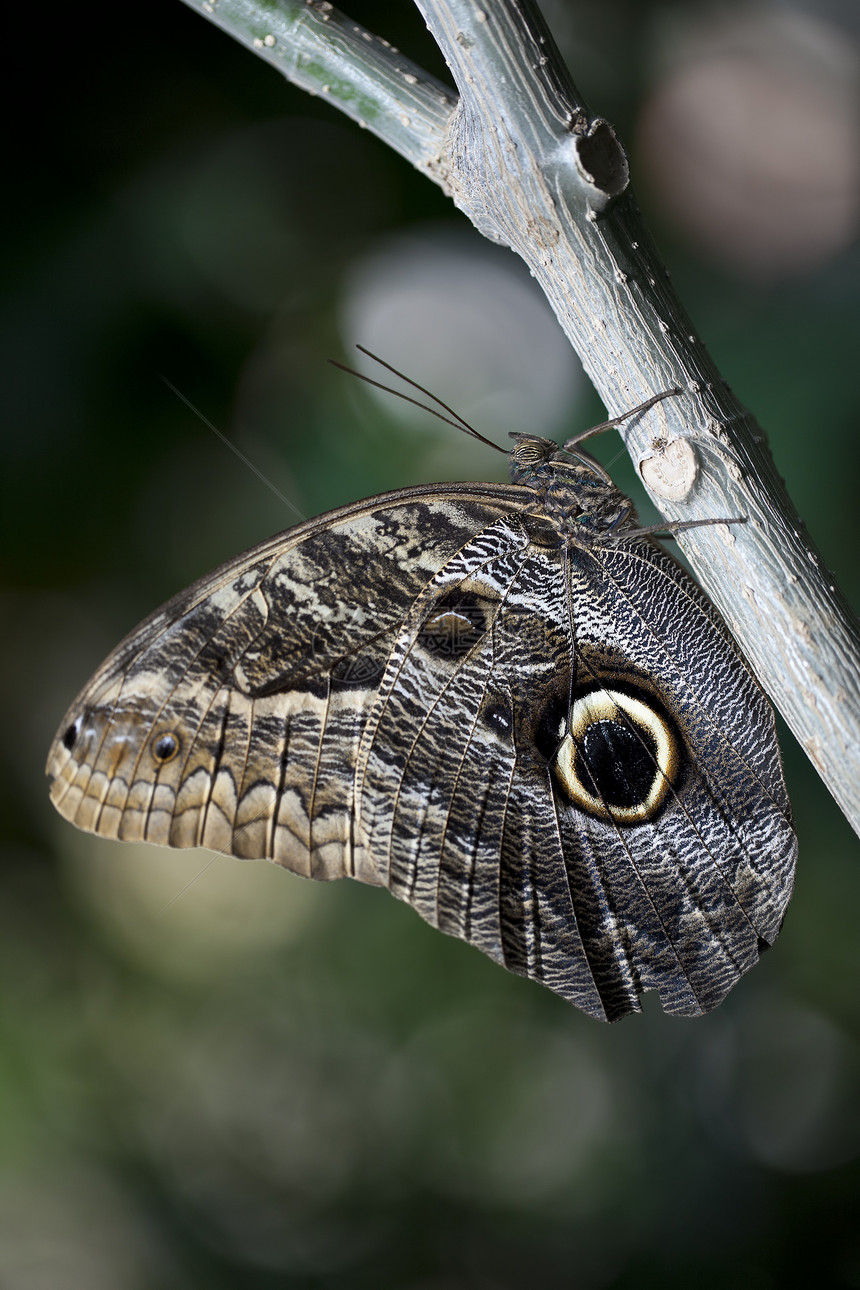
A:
509,434,637,542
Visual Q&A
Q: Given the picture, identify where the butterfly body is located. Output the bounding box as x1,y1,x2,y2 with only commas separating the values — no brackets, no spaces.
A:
48,432,796,1021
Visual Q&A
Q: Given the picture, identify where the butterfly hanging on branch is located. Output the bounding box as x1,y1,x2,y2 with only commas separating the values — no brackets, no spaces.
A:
46,352,796,1022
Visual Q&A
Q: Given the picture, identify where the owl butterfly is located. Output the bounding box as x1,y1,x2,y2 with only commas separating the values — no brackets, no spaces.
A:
47,359,796,1022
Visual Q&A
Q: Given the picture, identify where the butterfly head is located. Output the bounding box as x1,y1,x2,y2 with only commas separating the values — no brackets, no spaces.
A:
509,434,637,538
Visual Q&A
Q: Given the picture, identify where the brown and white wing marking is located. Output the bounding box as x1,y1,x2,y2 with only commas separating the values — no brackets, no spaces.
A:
46,485,527,885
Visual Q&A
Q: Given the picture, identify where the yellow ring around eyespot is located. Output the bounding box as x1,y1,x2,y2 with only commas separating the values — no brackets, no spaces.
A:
151,732,180,765
554,688,680,824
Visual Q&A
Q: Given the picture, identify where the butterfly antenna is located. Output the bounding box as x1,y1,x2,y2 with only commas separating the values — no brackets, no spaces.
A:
329,346,507,455
161,853,221,911
159,374,307,523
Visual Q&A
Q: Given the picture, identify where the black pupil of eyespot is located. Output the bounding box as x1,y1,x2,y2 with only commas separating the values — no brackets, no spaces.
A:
62,721,79,751
577,719,656,808
154,735,176,760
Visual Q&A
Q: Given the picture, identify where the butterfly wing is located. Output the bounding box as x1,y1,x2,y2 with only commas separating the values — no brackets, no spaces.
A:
47,486,796,1021
562,537,797,1016
46,484,528,885
354,525,796,1021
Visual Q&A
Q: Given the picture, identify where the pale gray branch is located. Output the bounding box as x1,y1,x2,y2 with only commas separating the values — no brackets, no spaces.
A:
181,0,860,838
178,0,456,176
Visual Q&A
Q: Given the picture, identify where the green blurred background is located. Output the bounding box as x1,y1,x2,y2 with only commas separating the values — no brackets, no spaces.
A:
4,1,860,1286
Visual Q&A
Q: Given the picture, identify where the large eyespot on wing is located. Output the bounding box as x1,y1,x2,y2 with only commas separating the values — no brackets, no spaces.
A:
551,681,683,825
46,485,528,885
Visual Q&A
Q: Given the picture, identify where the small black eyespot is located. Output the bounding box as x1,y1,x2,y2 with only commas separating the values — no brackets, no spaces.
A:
418,590,487,660
152,733,179,764
62,716,82,751
484,701,513,739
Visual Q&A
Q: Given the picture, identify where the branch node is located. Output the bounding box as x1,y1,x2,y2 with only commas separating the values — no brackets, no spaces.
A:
573,120,629,201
